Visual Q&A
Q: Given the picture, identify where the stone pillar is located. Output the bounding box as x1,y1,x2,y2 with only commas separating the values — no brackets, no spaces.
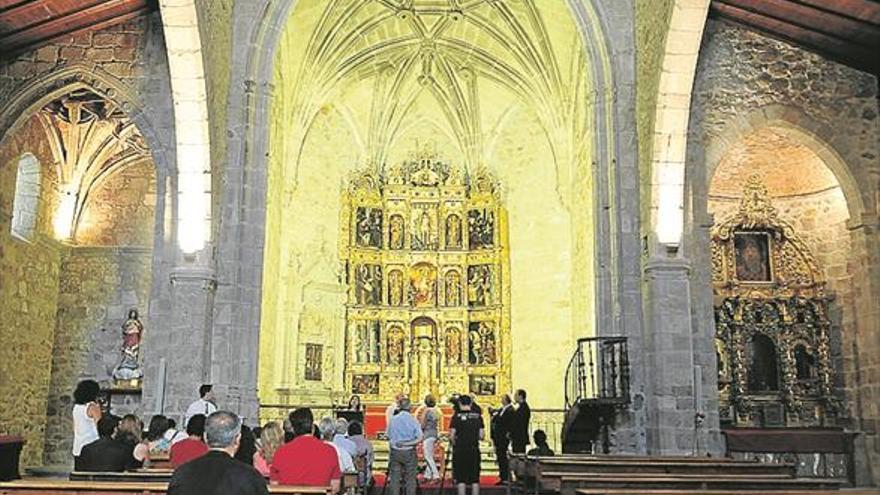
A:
143,263,216,422
643,255,701,455
846,215,880,485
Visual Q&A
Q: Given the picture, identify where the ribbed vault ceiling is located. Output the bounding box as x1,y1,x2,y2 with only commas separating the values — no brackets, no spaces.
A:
276,0,591,171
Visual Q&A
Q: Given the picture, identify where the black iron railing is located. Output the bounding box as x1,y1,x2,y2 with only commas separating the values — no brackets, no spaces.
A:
564,336,630,409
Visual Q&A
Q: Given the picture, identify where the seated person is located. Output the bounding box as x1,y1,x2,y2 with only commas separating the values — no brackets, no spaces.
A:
164,418,188,445
526,430,554,457
168,411,268,495
77,415,130,472
270,408,341,491
347,421,374,486
170,414,209,468
253,421,284,477
332,418,358,457
319,416,355,473
116,414,146,470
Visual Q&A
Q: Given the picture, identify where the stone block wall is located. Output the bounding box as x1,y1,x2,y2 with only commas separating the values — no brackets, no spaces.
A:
43,246,153,466
688,20,880,483
0,115,63,467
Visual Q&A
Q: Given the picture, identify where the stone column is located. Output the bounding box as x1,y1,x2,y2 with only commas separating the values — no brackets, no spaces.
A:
643,255,701,455
143,262,216,422
846,215,880,485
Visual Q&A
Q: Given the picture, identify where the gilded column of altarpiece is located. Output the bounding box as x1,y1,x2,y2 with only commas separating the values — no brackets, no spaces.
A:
712,176,842,428
339,154,511,404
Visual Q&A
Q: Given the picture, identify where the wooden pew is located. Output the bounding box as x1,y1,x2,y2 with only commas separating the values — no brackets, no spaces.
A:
547,473,844,495
0,479,333,494
576,489,879,495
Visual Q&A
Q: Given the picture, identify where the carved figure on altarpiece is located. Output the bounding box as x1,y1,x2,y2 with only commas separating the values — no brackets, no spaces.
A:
388,269,405,306
356,207,383,248
410,263,437,307
352,374,380,395
468,321,496,365
445,327,462,364
355,264,383,305
468,208,494,249
387,326,406,366
355,320,381,364
444,270,462,307
389,214,405,250
446,214,462,249
467,265,492,307
412,206,438,250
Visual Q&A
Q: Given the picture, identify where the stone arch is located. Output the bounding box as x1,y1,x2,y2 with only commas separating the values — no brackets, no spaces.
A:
649,0,711,247
158,0,211,254
10,152,40,240
0,64,172,180
210,0,643,440
704,104,868,223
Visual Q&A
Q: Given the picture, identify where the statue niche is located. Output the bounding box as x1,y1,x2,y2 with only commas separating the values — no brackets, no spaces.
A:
112,308,144,386
341,152,510,402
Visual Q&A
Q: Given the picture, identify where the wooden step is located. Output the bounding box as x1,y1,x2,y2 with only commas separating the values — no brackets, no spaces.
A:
523,459,794,476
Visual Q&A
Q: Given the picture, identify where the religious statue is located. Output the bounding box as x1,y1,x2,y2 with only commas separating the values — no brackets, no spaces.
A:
468,208,494,249
446,214,462,248
445,328,462,364
389,215,405,250
468,326,483,364
412,209,436,250
355,207,383,248
355,264,382,305
387,327,405,365
479,322,496,364
444,270,461,306
355,321,381,363
304,343,322,381
410,264,436,307
388,270,404,306
112,309,144,383
467,265,492,306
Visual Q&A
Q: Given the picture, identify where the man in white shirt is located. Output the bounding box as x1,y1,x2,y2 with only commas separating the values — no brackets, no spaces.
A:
385,393,405,431
332,418,359,457
185,384,217,426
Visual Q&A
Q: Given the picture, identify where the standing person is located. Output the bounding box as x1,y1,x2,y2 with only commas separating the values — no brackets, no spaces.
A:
420,395,442,483
72,380,102,470
385,393,404,427
450,395,484,495
168,411,268,495
170,414,208,468
386,398,423,495
490,394,514,483
185,384,217,426
271,408,342,491
511,389,531,453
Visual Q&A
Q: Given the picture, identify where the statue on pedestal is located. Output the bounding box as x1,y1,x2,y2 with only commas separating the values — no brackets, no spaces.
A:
112,309,144,385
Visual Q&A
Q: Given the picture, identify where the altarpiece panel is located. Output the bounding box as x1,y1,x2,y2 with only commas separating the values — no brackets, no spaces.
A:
712,176,842,428
340,152,511,403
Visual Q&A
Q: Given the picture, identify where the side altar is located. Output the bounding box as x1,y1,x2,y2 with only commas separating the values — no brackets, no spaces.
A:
338,153,512,404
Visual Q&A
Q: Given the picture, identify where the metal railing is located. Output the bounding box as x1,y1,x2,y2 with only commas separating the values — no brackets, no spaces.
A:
564,336,630,409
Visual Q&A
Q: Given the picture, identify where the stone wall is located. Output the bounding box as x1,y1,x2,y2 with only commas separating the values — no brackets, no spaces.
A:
43,246,153,466
0,115,62,467
75,160,156,247
687,20,880,483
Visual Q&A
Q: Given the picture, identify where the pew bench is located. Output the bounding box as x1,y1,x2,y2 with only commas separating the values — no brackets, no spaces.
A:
0,479,333,494
576,489,879,495
545,472,844,495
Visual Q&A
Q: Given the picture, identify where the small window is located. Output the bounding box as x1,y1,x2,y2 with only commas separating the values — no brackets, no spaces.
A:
11,153,40,240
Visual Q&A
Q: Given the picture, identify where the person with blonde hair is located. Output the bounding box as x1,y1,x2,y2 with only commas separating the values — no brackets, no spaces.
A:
116,414,146,470
420,394,442,482
253,421,284,477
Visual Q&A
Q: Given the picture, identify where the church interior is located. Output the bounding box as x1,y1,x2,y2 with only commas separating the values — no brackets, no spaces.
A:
0,0,879,492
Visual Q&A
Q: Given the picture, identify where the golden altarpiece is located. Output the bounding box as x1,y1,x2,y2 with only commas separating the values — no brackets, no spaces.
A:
339,153,511,404
712,176,842,428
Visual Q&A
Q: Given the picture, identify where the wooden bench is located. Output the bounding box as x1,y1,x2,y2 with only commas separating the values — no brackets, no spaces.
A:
576,489,880,495
68,470,358,492
546,473,844,495
0,479,333,494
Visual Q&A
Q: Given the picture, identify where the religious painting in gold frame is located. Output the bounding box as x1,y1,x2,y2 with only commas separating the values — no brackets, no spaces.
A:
733,231,772,283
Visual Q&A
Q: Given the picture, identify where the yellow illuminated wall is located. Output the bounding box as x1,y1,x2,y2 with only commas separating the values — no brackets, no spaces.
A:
259,0,597,409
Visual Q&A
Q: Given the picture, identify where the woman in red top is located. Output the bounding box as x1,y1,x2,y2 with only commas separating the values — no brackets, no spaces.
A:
170,414,209,468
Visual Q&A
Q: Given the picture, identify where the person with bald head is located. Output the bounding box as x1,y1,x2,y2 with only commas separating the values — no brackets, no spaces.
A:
168,411,268,495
